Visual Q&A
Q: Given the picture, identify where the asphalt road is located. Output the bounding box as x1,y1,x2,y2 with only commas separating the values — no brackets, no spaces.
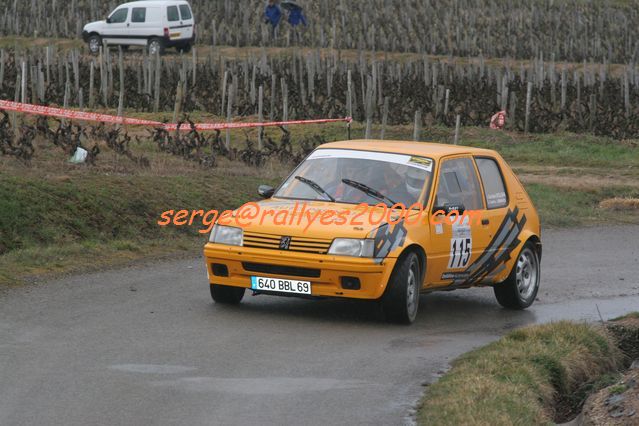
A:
1,226,638,426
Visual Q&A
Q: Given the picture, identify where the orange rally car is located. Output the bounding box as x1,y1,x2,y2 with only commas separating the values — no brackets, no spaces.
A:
203,140,541,324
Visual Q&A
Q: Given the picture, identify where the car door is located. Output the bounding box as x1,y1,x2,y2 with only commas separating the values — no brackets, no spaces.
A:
178,3,195,40
166,4,182,41
103,7,130,45
426,156,486,287
472,156,515,284
127,6,155,46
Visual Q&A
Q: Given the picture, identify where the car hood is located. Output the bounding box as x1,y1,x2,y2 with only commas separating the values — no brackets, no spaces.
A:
83,21,105,32
229,199,419,240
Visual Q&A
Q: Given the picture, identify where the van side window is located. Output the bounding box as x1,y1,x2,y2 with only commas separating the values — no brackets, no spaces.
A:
167,5,180,21
179,4,193,20
109,8,128,23
435,158,483,210
131,7,146,23
475,158,508,209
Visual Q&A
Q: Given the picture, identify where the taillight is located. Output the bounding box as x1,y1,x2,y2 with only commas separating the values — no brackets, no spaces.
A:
163,27,169,38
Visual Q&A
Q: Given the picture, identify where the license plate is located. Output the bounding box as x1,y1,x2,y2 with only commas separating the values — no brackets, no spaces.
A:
250,276,311,295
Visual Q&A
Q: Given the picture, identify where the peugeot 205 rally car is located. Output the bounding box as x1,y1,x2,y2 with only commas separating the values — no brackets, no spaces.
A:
203,140,541,324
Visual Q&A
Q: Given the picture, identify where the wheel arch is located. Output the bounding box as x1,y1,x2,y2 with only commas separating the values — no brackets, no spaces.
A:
522,232,542,261
397,244,427,282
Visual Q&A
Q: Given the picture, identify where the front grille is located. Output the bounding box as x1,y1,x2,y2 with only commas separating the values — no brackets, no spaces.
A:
243,231,332,254
242,262,321,278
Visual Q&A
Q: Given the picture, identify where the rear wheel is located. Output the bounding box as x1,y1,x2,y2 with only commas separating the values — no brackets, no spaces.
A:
87,34,102,54
381,252,421,324
210,284,245,305
148,37,165,56
493,242,540,309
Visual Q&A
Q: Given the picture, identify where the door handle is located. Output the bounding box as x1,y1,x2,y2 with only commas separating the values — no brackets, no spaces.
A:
481,219,490,225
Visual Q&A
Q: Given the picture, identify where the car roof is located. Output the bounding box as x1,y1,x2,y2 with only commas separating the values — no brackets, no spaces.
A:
119,0,189,8
316,139,498,160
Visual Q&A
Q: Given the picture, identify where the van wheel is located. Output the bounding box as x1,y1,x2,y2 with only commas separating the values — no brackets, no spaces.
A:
493,242,540,309
87,35,102,54
177,42,192,53
381,252,421,324
210,284,245,305
148,38,165,56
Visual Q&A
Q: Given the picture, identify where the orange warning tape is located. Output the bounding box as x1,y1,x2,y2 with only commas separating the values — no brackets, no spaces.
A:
0,100,352,131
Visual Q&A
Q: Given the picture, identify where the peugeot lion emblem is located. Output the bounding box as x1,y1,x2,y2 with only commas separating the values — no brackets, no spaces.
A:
279,236,292,250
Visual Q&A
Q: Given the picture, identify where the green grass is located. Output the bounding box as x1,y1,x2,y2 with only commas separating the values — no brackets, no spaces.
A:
0,172,276,284
526,183,639,227
418,322,624,425
612,311,639,321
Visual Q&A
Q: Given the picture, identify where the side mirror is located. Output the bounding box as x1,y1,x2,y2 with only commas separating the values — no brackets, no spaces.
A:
106,17,112,23
432,203,466,216
258,185,274,199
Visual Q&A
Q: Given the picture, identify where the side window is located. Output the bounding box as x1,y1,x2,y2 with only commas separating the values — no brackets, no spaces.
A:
435,157,483,210
109,8,128,23
167,5,180,22
476,158,508,209
131,7,146,23
179,4,193,20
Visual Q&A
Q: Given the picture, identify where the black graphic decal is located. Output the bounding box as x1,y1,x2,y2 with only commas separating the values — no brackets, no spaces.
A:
441,208,527,286
373,222,407,260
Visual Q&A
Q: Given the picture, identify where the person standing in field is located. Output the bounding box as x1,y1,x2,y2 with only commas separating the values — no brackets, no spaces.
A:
286,2,307,44
264,0,282,40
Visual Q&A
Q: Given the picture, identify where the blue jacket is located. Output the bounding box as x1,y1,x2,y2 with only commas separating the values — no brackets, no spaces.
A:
288,9,307,26
265,5,282,27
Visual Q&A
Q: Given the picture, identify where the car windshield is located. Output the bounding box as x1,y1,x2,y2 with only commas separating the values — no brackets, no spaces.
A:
275,149,434,207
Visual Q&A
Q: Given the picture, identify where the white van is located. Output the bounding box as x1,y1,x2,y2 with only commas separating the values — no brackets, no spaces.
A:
82,0,195,55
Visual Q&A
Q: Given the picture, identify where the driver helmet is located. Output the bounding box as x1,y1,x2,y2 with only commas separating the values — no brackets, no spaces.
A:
406,167,426,199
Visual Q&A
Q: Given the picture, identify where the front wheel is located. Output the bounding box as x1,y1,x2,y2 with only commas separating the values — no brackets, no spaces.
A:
493,242,540,309
210,284,245,305
148,37,165,56
381,252,422,324
87,34,102,54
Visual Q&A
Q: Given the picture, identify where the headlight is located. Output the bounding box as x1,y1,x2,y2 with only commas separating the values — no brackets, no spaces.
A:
209,224,243,246
328,238,375,257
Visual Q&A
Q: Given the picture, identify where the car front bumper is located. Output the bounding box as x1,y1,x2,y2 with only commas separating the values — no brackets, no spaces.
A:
203,243,397,300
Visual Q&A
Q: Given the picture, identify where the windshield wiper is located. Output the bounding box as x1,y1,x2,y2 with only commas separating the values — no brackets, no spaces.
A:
341,179,397,207
295,176,335,202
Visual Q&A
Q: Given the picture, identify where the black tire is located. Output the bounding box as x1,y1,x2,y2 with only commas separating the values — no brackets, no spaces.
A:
493,242,540,309
177,42,192,53
148,37,165,55
87,34,102,54
381,252,422,324
210,284,245,305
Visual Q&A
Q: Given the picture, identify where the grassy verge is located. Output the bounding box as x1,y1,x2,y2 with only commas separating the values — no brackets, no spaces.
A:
1,118,637,284
418,321,625,425
0,172,276,285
